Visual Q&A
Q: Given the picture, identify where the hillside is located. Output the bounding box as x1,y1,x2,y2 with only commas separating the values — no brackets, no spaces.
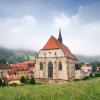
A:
0,47,100,64
0,47,36,64
76,55,100,63
0,78,100,100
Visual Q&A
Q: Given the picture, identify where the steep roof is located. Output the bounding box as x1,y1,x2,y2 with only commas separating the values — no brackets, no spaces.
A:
0,64,10,69
9,63,29,74
42,35,77,60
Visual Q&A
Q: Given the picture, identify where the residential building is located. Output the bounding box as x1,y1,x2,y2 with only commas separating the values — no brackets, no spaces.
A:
81,64,92,77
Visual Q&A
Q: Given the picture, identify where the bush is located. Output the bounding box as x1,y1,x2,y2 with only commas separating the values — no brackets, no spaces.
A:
95,72,100,77
20,76,26,83
90,73,95,78
0,78,2,86
83,76,89,80
25,80,30,84
10,83,17,86
30,76,36,84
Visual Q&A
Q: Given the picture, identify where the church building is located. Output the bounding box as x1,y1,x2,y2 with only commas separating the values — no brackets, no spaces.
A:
34,30,79,83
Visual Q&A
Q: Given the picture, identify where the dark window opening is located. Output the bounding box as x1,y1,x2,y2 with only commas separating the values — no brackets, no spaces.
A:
75,64,80,70
40,62,43,70
59,61,62,70
48,61,53,78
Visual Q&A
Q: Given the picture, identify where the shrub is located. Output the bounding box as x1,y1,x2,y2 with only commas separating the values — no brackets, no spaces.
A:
25,80,30,84
30,76,36,84
95,72,100,77
10,83,17,86
83,76,89,80
20,76,26,83
0,78,2,86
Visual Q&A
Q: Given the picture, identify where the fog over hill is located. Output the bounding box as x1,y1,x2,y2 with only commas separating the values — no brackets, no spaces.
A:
76,55,100,63
0,47,36,64
0,47,100,64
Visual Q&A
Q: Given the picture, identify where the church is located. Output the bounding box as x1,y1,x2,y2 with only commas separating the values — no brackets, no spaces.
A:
34,30,79,83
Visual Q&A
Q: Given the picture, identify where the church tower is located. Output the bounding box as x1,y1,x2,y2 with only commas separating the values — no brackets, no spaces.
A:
58,28,62,43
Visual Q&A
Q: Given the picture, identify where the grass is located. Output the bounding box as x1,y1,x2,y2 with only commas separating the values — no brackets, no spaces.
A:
0,78,100,100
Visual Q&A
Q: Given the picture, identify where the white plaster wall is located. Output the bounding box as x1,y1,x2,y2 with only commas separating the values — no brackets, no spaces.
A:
38,49,64,58
81,66,92,73
75,70,83,79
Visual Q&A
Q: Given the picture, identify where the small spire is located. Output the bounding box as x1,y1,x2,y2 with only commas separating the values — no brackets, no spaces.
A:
58,28,62,43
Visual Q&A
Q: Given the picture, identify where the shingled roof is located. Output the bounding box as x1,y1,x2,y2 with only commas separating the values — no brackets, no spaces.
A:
42,35,77,60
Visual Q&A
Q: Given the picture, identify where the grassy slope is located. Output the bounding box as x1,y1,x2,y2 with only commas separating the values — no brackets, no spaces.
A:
0,78,100,100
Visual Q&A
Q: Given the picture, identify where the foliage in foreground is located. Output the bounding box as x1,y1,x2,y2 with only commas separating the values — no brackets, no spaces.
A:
0,78,100,100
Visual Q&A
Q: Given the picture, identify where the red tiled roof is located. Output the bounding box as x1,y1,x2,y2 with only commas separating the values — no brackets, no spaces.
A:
42,36,77,60
22,61,35,67
0,64,10,69
9,63,29,73
23,61,35,64
97,66,100,68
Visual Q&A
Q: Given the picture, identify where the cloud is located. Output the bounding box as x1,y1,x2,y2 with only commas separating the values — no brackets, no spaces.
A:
0,15,38,50
0,1,100,56
52,3,100,56
78,2,100,24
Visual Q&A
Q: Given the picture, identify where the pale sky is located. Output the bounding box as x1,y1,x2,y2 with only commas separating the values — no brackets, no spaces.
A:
0,0,100,56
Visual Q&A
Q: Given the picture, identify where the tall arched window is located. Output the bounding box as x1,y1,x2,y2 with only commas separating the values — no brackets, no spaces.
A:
40,62,43,70
59,61,62,70
48,61,53,78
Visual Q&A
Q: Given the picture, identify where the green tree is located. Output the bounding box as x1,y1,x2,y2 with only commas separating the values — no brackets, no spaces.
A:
0,78,2,86
30,76,35,84
91,61,100,72
20,76,26,83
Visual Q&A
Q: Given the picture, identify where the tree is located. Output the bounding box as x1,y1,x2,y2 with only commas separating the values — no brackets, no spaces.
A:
0,78,2,86
90,61,100,72
20,76,26,83
30,76,35,84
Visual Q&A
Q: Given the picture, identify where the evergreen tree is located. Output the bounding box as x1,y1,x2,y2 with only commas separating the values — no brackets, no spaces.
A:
30,76,35,84
0,78,2,86
20,76,26,83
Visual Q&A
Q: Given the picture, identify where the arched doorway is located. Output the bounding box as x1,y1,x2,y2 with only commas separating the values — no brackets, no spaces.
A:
48,61,53,78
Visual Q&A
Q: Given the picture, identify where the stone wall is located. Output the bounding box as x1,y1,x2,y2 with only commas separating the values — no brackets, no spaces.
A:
34,49,77,83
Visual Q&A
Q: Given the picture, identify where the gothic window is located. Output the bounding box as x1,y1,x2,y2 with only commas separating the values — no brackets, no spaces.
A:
59,61,62,70
40,62,43,70
48,61,53,78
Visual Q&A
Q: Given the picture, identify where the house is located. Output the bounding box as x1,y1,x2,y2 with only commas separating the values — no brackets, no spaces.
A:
0,64,10,79
7,77,21,84
22,61,35,72
75,64,83,79
9,61,35,80
35,30,79,83
96,66,100,71
81,64,92,77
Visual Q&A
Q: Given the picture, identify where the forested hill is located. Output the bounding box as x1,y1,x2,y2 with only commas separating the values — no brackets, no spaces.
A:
0,47,36,64
0,47,100,64
76,55,100,63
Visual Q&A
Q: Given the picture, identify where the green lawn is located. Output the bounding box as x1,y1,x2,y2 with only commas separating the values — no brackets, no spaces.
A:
0,78,100,100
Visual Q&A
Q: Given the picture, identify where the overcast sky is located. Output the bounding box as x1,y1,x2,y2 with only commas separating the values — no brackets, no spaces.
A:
0,0,100,56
